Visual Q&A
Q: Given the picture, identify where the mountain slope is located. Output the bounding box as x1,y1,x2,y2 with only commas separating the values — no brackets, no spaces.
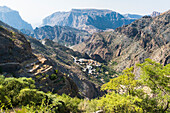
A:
42,9,136,33
21,25,90,46
0,6,33,31
0,21,80,97
26,37,104,98
73,10,170,73
0,20,104,99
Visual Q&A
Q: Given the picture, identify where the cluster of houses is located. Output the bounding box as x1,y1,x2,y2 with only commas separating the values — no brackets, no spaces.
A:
73,57,101,75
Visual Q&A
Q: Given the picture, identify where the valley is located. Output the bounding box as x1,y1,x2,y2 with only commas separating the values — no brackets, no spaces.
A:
0,4,169,113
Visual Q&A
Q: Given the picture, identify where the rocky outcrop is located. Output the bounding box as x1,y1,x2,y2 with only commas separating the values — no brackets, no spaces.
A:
151,11,161,17
42,9,136,33
73,10,170,73
91,54,106,63
0,6,33,31
21,25,90,46
0,25,34,64
73,32,114,61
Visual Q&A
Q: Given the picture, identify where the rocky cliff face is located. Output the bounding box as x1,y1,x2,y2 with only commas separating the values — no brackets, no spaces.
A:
0,6,33,31
73,10,170,73
0,26,34,64
42,9,136,33
21,25,90,46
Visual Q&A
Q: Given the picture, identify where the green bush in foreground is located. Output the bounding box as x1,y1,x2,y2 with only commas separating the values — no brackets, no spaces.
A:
0,77,36,106
0,76,69,113
55,94,82,113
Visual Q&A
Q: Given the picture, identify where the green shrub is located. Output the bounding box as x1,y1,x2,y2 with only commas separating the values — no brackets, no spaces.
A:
79,99,99,113
0,77,35,106
55,69,58,74
9,38,16,42
17,89,45,106
11,31,16,36
56,94,82,112
35,75,41,79
50,74,58,80
0,25,4,30
97,92,143,113
0,76,69,112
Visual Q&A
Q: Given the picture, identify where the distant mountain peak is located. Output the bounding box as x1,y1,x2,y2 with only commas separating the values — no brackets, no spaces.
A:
71,8,113,12
123,14,143,19
0,6,14,12
0,6,33,31
151,11,161,17
42,9,136,33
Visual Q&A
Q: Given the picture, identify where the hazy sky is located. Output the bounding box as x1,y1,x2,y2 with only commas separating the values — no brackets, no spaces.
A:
0,0,169,28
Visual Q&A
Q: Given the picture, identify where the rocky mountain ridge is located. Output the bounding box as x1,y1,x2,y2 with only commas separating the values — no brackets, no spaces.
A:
151,11,161,17
42,9,136,33
0,6,33,31
0,23,80,97
73,10,170,73
21,25,90,46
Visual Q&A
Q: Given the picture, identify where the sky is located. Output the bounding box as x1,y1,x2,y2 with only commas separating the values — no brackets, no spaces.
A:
0,0,170,28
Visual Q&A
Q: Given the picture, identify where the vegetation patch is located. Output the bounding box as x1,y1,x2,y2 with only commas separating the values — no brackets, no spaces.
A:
0,59,169,112
49,74,58,81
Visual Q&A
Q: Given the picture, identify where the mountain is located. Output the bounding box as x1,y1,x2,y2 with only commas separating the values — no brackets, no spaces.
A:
21,25,90,46
42,9,137,33
73,10,170,74
151,11,161,17
0,20,104,99
0,21,79,97
0,6,33,31
0,23,34,65
123,14,143,19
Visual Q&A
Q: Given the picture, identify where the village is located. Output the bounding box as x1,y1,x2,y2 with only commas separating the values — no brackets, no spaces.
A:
72,56,116,84
73,57,101,75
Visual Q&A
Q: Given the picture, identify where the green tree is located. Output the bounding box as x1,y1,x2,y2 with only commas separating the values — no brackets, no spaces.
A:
55,94,81,113
101,67,139,95
0,77,36,106
96,59,170,113
97,92,143,113
99,67,142,113
137,58,170,112
17,89,45,106
50,74,58,80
